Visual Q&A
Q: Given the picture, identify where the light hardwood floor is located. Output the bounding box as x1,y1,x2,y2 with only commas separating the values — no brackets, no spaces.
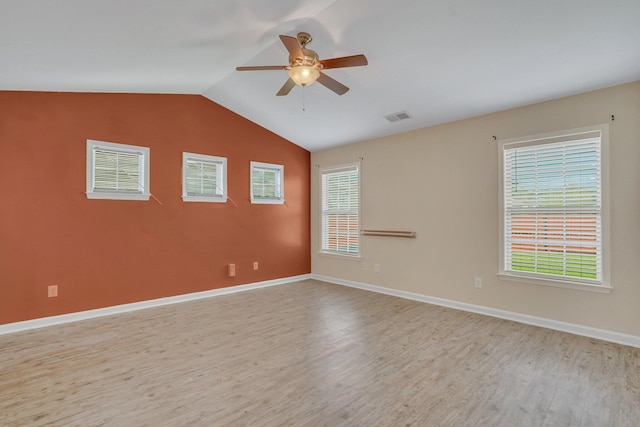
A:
1,279,639,426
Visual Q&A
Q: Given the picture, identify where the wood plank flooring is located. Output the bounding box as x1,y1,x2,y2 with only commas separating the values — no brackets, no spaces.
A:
1,279,638,426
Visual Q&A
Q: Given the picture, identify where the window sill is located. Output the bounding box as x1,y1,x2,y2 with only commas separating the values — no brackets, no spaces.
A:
497,272,612,294
250,198,284,205
86,192,149,201
182,195,226,203
318,251,361,261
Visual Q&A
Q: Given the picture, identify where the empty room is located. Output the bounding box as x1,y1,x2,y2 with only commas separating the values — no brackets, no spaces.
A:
1,1,639,426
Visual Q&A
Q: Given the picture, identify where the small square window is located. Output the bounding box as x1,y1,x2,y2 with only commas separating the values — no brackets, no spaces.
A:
250,161,284,204
86,139,150,201
182,152,227,203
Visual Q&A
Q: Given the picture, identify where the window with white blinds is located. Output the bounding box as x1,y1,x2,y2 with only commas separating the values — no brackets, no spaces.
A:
320,163,360,256
499,125,609,290
250,161,284,204
182,152,227,202
86,140,150,200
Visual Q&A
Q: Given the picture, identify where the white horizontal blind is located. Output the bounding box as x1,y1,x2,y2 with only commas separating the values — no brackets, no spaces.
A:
93,148,143,194
252,165,282,200
321,165,359,255
503,135,602,283
185,158,222,197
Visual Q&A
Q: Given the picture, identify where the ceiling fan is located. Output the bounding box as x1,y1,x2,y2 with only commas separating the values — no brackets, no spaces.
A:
236,32,368,96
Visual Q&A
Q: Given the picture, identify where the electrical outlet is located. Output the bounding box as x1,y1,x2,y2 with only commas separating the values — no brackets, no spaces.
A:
48,285,58,297
474,277,482,288
374,264,380,273
253,261,259,270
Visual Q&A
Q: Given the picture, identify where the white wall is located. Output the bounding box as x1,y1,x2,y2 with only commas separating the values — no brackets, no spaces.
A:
311,81,640,338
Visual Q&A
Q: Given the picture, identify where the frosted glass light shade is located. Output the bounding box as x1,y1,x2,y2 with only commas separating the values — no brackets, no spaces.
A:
288,66,320,86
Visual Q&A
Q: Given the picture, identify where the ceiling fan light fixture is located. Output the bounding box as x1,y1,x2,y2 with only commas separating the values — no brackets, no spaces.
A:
236,33,367,96
288,65,319,86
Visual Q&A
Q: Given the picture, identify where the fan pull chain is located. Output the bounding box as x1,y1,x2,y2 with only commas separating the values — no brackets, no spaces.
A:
302,85,306,112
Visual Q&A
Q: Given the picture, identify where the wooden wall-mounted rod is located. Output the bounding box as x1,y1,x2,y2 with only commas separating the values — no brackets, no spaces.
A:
360,230,416,238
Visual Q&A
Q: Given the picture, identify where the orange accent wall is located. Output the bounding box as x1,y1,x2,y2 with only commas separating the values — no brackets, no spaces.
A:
0,91,310,325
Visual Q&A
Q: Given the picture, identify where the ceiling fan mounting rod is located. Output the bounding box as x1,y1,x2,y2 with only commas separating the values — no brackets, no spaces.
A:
296,32,313,48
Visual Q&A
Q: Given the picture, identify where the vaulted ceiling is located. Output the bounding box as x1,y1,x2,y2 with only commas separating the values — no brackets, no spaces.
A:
2,0,639,151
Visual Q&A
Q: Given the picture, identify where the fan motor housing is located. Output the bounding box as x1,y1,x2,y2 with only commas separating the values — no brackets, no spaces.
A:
289,49,319,68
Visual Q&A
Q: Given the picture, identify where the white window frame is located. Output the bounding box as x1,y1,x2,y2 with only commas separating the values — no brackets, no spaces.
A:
319,162,361,258
498,124,610,293
250,161,284,204
182,152,227,203
86,139,150,201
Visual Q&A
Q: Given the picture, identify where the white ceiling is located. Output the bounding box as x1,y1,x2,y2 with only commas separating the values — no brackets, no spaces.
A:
2,0,639,151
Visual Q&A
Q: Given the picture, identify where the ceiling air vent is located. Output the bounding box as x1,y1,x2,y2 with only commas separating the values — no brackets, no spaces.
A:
384,111,412,123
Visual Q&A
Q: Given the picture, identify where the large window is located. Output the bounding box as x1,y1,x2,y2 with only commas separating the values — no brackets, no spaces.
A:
498,125,609,292
86,140,150,200
250,161,284,204
182,152,227,202
320,163,360,256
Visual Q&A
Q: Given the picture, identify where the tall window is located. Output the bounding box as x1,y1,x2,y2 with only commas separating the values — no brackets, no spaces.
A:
250,161,284,204
86,140,150,200
182,152,227,202
499,125,609,291
320,163,360,256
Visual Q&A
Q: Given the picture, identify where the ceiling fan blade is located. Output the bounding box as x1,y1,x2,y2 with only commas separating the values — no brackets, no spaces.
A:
279,35,303,58
320,54,368,69
236,65,288,71
276,78,296,96
317,72,349,95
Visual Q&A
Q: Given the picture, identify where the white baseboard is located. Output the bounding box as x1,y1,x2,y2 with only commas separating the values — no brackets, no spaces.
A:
0,274,312,336
5,273,638,349
312,274,640,349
